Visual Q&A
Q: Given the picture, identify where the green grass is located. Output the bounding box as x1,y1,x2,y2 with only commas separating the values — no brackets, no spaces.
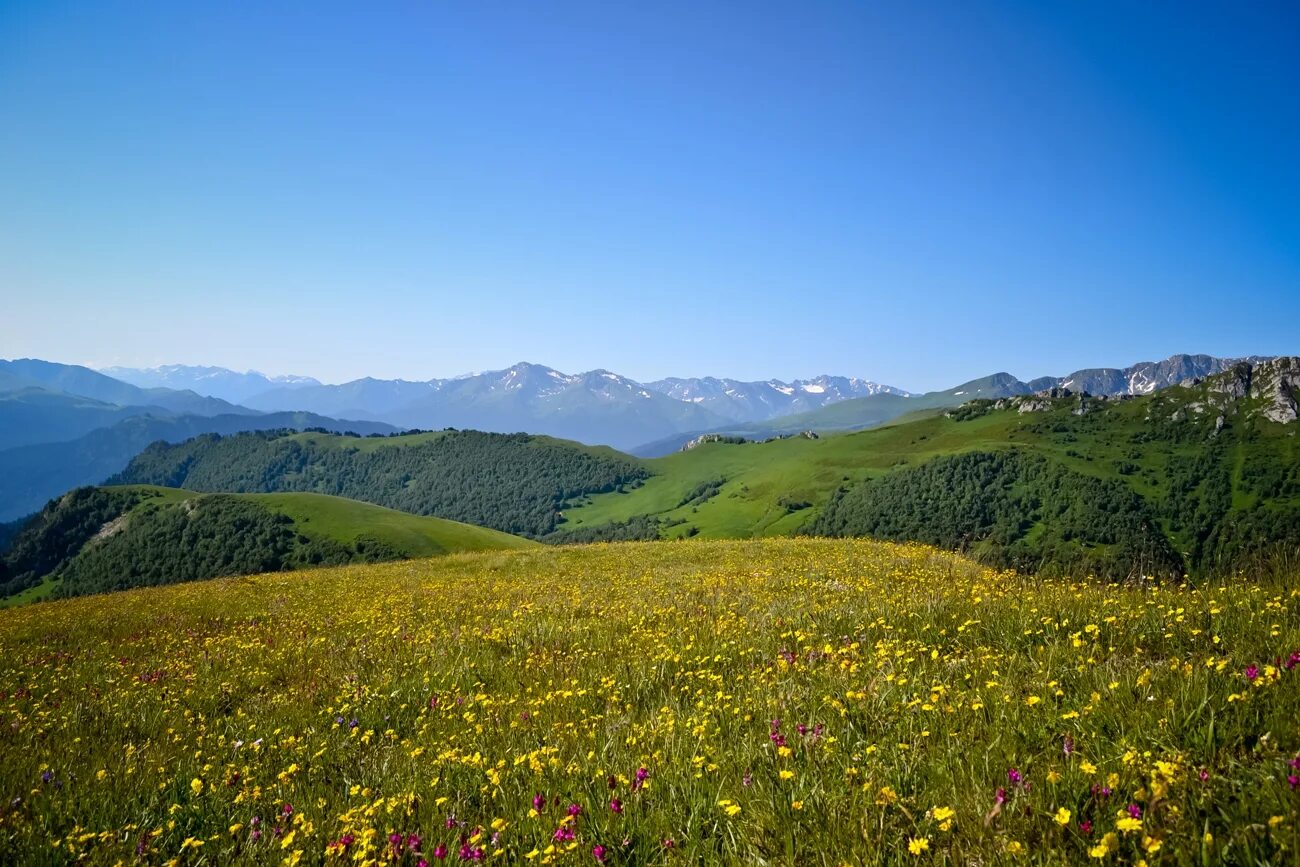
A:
244,491,538,556
559,382,1300,554
0,575,61,608
92,485,536,556
560,411,1035,538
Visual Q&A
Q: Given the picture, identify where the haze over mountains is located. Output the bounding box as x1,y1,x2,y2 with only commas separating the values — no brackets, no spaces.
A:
107,362,911,437
97,353,1266,449
101,364,321,405
0,359,395,521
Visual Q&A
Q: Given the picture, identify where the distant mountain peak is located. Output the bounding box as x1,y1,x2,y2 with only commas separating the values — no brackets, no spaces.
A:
99,364,321,405
645,374,909,423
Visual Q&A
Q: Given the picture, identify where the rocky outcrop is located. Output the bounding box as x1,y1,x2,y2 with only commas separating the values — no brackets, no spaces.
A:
991,386,1103,415
1059,354,1270,396
1253,357,1299,424
964,357,1296,427
1163,357,1297,426
680,433,749,451
1208,362,1252,401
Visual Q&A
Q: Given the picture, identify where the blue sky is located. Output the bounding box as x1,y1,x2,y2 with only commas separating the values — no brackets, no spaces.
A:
1,1,1296,391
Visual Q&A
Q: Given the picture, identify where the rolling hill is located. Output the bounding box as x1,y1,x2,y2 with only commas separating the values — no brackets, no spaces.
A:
0,485,534,603
15,355,1296,586
93,359,1300,580
110,428,650,538
558,358,1300,578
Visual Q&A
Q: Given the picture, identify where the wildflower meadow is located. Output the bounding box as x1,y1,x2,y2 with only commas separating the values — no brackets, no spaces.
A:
1,538,1298,864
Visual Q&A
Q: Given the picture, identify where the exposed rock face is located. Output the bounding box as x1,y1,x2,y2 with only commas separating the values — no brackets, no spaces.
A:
957,357,1297,428
681,433,747,451
1059,353,1270,396
1002,386,1098,415
1164,357,1297,426
1016,398,1052,414
1253,357,1299,424
1208,363,1252,401
91,515,129,542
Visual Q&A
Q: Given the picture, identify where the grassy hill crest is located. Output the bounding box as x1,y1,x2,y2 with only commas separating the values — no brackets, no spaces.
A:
0,485,534,603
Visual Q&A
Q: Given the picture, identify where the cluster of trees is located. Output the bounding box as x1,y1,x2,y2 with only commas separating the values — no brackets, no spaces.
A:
113,430,649,538
677,477,725,508
546,514,664,544
810,450,1184,580
1161,435,1300,573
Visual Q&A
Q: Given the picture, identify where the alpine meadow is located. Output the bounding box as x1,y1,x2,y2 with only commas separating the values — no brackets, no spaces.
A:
3,2,1299,865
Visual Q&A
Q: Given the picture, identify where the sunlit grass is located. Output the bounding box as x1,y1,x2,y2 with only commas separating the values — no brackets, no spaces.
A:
1,539,1297,864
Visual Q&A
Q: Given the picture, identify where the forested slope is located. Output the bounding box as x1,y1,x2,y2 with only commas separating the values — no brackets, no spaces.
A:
112,429,649,538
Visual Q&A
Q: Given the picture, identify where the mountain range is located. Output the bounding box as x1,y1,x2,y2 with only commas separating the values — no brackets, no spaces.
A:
97,353,1267,452
0,351,1284,523
109,363,909,445
81,358,1300,589
101,364,321,404
0,358,252,420
0,359,395,521
629,353,1277,454
1,355,1296,602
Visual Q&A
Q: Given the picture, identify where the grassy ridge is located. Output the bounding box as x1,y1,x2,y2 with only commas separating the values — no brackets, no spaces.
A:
559,377,1300,575
112,429,650,538
240,491,537,557
0,486,534,603
1,539,1297,863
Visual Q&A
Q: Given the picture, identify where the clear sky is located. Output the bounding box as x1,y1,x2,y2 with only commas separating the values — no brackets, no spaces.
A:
1,1,1296,391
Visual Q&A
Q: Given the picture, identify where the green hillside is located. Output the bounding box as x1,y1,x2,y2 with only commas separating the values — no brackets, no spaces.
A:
243,491,532,555
111,428,649,537
86,360,1300,581
0,485,534,603
559,360,1300,577
629,372,1030,454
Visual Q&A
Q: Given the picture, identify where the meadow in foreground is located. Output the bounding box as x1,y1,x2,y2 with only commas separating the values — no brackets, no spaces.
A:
1,539,1298,865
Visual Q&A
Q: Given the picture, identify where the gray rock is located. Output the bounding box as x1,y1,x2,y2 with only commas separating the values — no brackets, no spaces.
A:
1252,357,1299,424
